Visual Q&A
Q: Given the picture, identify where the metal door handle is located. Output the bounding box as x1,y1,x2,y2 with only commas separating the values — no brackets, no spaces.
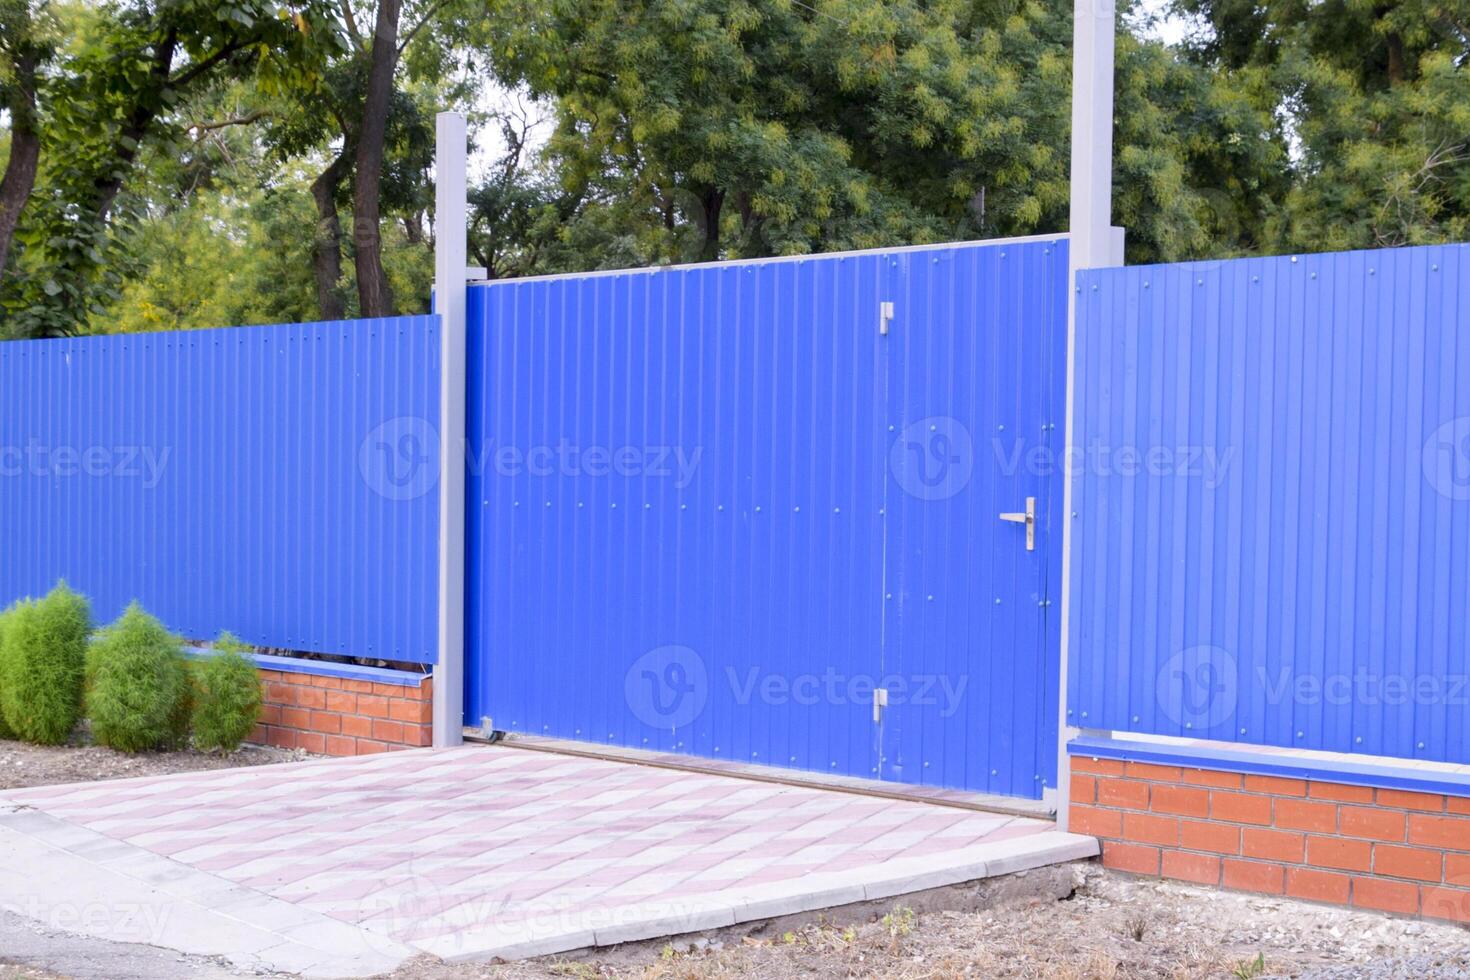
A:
999,496,1035,551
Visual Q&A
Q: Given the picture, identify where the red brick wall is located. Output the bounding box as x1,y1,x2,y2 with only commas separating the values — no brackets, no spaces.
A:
1071,755,1470,924
250,667,433,756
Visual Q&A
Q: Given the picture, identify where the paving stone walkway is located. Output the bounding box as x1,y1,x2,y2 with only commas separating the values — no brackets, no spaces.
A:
0,744,1096,974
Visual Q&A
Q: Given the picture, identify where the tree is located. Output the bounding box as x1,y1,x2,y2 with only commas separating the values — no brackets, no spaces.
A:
0,0,340,337
480,0,1285,267
1172,0,1470,250
264,0,465,321
0,0,56,280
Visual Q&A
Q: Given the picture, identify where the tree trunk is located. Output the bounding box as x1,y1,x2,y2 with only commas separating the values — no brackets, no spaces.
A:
352,0,402,318
1386,31,1405,85
0,50,41,279
91,31,178,223
310,150,352,320
695,185,724,262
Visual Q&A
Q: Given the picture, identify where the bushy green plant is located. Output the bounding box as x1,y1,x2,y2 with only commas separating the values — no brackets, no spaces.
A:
86,603,188,753
190,632,262,753
0,582,91,745
0,604,17,740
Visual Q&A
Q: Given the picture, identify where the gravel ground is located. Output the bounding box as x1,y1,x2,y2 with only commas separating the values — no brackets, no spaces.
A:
386,867,1470,980
0,737,305,791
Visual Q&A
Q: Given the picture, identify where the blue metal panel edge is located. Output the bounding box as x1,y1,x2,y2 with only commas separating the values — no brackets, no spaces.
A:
1069,734,1470,798
183,646,430,687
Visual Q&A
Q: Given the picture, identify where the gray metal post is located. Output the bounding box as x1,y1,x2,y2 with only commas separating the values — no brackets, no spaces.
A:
1056,0,1122,828
433,111,467,749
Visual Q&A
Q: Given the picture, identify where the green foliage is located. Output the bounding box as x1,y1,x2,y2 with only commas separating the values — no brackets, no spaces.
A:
0,0,343,337
479,0,1287,269
86,603,189,753
191,632,263,753
0,603,18,740
0,582,90,745
1173,0,1470,251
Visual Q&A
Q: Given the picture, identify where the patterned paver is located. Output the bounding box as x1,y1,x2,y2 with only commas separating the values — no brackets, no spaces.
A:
1,745,1095,967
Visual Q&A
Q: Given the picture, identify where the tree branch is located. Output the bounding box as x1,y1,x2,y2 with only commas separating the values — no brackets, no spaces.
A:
341,0,363,45
397,0,452,55
167,40,248,90
188,109,270,133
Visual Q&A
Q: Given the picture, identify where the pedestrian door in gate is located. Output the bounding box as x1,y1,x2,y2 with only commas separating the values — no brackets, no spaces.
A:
464,237,1067,800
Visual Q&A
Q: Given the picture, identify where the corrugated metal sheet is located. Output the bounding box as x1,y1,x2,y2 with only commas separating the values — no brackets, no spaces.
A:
0,317,441,663
1068,243,1470,765
465,239,1067,798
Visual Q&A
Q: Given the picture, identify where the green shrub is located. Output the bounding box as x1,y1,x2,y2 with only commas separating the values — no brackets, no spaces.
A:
0,604,17,740
86,603,189,753
190,632,262,753
0,582,91,745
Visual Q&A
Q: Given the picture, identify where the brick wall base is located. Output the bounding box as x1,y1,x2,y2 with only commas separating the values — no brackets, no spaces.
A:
249,665,433,756
1072,755,1470,924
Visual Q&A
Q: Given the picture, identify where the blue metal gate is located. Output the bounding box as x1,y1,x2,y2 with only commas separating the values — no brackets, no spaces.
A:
465,239,1067,799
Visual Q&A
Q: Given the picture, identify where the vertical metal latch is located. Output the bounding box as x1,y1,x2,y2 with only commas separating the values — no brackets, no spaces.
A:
872,687,889,723
879,301,894,336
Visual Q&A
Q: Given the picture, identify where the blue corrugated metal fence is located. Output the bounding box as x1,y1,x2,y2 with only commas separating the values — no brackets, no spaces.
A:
465,239,1068,799
0,317,441,663
1068,243,1470,765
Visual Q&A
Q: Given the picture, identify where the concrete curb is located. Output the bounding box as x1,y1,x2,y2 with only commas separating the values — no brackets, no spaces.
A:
421,831,1099,962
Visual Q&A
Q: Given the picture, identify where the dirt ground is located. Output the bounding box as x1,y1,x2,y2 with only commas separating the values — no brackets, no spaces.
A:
388,866,1470,980
0,736,304,791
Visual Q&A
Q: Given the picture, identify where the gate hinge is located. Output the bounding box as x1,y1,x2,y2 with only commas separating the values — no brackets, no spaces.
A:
879,301,894,336
872,687,889,724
